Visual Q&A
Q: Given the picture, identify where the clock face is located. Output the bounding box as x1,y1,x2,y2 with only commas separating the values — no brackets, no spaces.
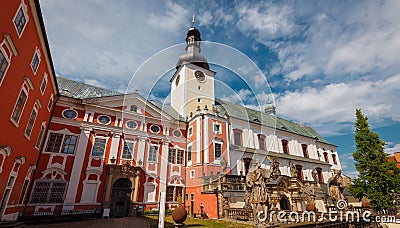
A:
194,71,206,82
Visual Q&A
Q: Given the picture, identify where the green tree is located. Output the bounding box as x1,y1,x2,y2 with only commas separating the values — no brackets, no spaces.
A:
350,109,400,208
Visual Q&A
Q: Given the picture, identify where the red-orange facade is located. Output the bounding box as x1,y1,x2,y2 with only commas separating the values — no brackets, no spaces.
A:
0,0,58,221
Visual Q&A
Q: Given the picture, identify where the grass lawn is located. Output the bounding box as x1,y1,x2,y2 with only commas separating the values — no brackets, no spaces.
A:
144,214,254,228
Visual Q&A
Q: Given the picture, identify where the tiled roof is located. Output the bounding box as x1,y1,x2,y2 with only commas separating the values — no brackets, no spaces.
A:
57,76,122,99
56,77,332,145
215,99,333,145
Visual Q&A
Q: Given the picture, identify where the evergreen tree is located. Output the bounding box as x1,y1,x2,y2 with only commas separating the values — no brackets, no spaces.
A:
350,109,400,208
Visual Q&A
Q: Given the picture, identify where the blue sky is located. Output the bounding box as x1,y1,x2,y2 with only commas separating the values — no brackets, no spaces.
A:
39,0,400,177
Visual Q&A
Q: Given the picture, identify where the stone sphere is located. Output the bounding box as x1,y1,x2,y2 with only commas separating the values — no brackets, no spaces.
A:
172,206,187,224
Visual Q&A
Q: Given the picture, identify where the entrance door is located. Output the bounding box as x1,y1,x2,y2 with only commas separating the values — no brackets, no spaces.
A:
110,178,132,217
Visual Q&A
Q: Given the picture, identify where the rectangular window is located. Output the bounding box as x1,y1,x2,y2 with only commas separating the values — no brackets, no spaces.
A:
302,144,309,158
168,148,176,163
190,170,195,179
213,123,221,134
214,142,222,159
187,145,192,161
0,50,9,83
30,180,67,204
19,179,30,204
61,135,78,154
177,150,184,165
121,141,133,159
31,51,40,73
234,131,242,146
11,89,28,124
148,144,158,162
46,133,63,152
35,124,46,149
7,176,15,187
40,75,47,94
332,154,338,165
14,7,27,35
25,108,38,137
92,138,106,156
282,140,290,155
188,127,193,137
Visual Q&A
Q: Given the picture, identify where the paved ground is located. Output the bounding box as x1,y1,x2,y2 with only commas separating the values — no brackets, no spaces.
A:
21,217,150,228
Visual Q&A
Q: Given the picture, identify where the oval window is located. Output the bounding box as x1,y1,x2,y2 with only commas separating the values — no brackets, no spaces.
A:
98,115,111,125
173,129,182,137
194,70,206,82
150,125,160,133
62,109,78,119
126,120,138,129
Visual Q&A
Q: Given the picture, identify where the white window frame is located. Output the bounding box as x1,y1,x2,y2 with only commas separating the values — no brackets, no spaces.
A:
214,140,223,160
13,0,29,38
91,136,108,157
47,94,53,111
30,48,41,74
121,140,135,160
168,147,185,165
29,179,67,204
24,105,38,139
0,46,10,86
213,122,222,134
10,86,28,127
125,120,138,129
43,129,79,155
147,143,158,163
62,109,78,120
97,115,111,125
189,170,195,179
40,73,48,94
149,124,160,133
35,122,46,149
172,129,182,137
187,144,192,162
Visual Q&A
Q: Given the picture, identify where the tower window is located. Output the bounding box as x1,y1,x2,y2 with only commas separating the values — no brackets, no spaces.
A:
197,98,201,103
198,86,201,90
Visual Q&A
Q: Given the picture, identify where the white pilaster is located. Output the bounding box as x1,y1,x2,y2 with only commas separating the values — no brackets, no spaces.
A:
159,141,169,194
203,116,209,163
136,137,146,167
63,128,91,211
108,133,121,163
196,118,201,164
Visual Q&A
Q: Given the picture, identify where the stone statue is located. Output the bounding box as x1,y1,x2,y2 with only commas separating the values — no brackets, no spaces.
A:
267,156,281,178
327,170,345,202
312,168,321,188
289,161,297,178
244,160,272,225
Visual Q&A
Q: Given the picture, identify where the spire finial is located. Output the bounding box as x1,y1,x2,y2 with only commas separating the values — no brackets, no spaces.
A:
192,14,195,27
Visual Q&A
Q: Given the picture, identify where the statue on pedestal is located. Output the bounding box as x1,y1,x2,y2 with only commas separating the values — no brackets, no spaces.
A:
327,170,345,204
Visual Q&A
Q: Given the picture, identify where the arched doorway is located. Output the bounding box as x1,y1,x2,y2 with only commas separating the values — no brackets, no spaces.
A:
280,196,291,210
110,178,132,217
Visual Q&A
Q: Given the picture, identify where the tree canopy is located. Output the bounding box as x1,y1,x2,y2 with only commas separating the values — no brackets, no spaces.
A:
349,109,400,208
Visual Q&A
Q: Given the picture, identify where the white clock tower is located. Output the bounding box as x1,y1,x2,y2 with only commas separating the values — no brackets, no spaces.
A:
170,22,216,119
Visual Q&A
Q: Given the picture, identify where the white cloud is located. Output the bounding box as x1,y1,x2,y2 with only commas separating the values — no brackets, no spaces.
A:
148,0,189,32
385,143,400,155
276,73,400,135
236,2,298,39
